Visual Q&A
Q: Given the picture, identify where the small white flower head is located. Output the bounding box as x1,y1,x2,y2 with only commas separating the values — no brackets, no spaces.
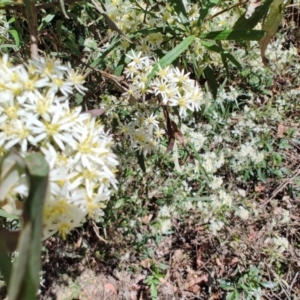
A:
158,205,171,218
237,189,246,197
159,218,172,234
235,206,250,220
209,219,224,235
265,235,289,253
209,176,223,190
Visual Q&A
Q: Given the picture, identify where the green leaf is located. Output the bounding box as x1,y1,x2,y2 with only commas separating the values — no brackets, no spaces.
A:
240,283,249,292
257,168,266,182
146,35,195,88
201,41,242,70
169,0,190,26
8,153,49,300
259,0,286,64
220,283,235,290
56,20,64,39
59,0,69,18
9,29,20,47
261,281,276,288
115,54,127,76
75,93,83,105
0,44,17,49
90,38,121,69
200,29,265,41
8,17,15,24
0,234,13,286
131,26,179,37
65,40,80,55
43,13,55,24
38,13,56,31
197,0,219,27
136,150,146,173
233,0,274,30
156,263,168,270
150,283,158,298
204,66,218,99
0,209,19,220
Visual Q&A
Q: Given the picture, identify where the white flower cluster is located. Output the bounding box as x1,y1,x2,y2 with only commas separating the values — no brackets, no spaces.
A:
230,142,264,172
121,51,205,155
265,235,289,253
124,51,205,118
121,111,165,156
0,55,118,239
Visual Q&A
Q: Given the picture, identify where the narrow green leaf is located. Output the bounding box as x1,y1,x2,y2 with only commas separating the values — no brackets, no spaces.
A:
8,153,49,300
233,0,273,30
0,44,17,49
201,41,242,70
56,20,63,39
0,237,12,286
89,38,121,69
136,150,146,173
65,40,80,55
59,0,69,18
0,209,19,220
204,66,218,99
260,0,286,64
43,13,55,24
131,26,179,37
200,29,265,41
114,54,127,76
197,0,219,27
146,35,195,88
169,0,190,26
240,283,249,291
9,29,20,47
220,284,235,290
224,53,242,71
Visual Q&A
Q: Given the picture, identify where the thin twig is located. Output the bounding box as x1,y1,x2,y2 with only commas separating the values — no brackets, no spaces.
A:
263,168,300,206
91,220,107,243
289,272,299,293
205,1,247,22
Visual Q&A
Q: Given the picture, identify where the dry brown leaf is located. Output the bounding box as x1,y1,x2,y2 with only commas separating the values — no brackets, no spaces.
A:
194,274,209,284
277,123,286,138
225,257,239,266
130,290,138,300
209,292,222,300
196,248,203,268
187,284,201,294
74,236,82,249
172,249,183,260
216,258,222,267
104,283,118,295
159,277,178,294
140,258,151,268
83,108,105,117
249,226,258,242
255,184,265,192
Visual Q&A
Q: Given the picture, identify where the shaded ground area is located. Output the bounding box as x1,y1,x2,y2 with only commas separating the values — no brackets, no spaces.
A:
40,187,300,300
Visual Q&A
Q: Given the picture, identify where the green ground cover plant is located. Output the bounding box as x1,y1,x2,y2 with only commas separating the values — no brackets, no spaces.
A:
0,0,300,299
